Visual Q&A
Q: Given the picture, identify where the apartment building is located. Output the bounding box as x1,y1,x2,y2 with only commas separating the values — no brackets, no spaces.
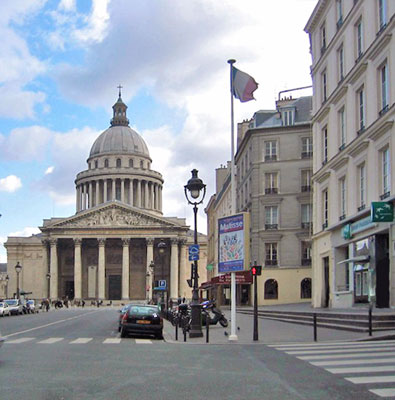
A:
305,0,394,308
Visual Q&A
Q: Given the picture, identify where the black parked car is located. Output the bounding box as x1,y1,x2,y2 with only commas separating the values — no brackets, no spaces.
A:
120,304,163,339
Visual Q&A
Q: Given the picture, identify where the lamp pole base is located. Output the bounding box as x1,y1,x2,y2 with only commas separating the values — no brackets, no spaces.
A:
228,334,238,342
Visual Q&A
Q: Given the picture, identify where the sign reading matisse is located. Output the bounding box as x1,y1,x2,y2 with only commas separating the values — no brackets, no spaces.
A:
218,214,246,273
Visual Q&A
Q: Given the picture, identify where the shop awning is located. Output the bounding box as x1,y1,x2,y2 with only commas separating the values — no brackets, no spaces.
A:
200,271,253,289
337,255,370,264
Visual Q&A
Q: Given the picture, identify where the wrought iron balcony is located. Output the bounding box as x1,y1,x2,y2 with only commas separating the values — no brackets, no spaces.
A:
265,155,277,162
265,224,278,230
379,105,389,117
357,204,366,212
265,188,278,195
265,260,278,267
301,152,313,159
380,192,390,200
301,185,311,192
301,222,312,230
301,258,312,266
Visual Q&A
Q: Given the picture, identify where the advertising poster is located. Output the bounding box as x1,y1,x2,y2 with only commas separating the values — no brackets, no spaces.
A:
218,213,249,272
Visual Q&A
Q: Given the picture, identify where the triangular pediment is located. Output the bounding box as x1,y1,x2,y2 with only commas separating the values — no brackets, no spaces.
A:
46,203,182,229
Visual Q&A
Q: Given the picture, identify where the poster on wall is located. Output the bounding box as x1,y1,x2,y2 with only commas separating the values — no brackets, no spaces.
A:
218,213,250,273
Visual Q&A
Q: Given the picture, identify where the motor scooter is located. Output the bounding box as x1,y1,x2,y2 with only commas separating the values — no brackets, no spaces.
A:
201,300,228,327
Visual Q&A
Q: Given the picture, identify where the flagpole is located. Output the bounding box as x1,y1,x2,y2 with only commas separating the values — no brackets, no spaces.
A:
227,58,238,342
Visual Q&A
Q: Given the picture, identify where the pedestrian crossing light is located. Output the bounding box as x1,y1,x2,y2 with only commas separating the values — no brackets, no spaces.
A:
251,265,262,276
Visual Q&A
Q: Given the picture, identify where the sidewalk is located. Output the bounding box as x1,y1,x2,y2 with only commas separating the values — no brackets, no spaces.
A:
163,304,395,345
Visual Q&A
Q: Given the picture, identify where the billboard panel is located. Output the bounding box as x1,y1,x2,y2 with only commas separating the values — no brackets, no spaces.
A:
218,213,250,273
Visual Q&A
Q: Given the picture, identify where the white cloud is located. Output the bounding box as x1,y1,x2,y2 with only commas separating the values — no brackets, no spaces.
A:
59,0,76,12
45,166,54,175
0,175,22,193
9,227,41,237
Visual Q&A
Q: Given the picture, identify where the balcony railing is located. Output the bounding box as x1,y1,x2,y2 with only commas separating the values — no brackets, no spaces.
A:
265,155,277,162
265,188,278,195
339,214,346,221
265,260,278,267
336,17,343,30
301,185,311,192
357,204,366,212
301,222,312,230
380,191,390,200
265,224,278,230
301,151,313,159
379,105,389,117
301,258,312,266
339,143,345,151
321,45,326,55
357,126,365,136
322,222,328,230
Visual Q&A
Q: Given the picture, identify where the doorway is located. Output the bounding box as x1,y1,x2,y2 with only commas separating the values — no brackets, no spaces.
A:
65,281,75,300
323,257,330,307
108,275,122,300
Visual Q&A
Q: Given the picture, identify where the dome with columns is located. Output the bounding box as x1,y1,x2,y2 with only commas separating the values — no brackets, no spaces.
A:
75,89,163,216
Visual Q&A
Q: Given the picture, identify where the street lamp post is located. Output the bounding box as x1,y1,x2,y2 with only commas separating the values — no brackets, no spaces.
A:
15,262,22,299
184,169,206,338
46,273,51,299
157,239,167,314
5,275,9,299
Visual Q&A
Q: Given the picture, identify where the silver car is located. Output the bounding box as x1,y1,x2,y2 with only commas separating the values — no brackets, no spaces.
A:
0,302,10,317
4,299,24,315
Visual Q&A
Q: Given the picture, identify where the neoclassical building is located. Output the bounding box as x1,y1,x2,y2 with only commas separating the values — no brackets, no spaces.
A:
5,93,207,303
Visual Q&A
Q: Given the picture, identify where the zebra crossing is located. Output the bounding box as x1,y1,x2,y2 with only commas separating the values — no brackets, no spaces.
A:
268,340,395,398
4,337,159,345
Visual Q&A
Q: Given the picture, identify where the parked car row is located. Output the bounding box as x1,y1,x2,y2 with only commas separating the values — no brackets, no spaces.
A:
0,299,37,316
118,303,163,340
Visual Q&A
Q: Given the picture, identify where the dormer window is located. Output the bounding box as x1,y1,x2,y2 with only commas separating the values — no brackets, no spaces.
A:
282,109,295,126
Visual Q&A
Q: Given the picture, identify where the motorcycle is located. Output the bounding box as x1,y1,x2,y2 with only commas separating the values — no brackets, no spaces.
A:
201,300,228,328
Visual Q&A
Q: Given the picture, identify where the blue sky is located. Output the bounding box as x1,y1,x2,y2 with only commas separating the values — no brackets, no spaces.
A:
0,0,317,262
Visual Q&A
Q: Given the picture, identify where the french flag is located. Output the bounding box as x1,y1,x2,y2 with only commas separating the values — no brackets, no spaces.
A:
232,67,258,102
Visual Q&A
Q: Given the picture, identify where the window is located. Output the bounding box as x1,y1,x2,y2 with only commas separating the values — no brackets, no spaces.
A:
140,160,144,169
381,147,391,198
322,127,328,164
379,0,387,30
265,243,278,266
339,107,346,149
339,177,346,219
301,204,312,229
265,173,278,194
356,19,363,59
301,137,313,158
301,242,312,265
322,70,327,102
357,87,365,133
265,141,277,161
129,159,134,168
264,279,278,299
301,170,312,192
94,160,98,169
104,159,109,168
322,189,328,229
116,158,121,168
336,0,343,28
358,163,366,210
320,23,327,54
301,278,312,299
380,62,389,114
265,206,278,229
338,45,344,81
282,109,294,126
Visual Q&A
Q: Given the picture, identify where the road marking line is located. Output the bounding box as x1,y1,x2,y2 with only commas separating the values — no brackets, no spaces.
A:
103,338,121,344
286,347,393,355
38,337,63,344
326,365,395,374
369,388,395,397
269,340,395,349
4,337,35,344
70,338,92,344
346,376,395,384
277,343,395,352
311,357,395,367
299,351,395,360
4,309,103,338
135,339,152,344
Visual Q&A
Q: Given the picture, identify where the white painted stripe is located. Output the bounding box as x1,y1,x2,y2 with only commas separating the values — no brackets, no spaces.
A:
103,338,121,344
135,339,152,344
370,388,395,397
277,342,395,352
4,337,35,344
70,338,92,344
326,365,395,374
269,340,395,349
311,357,395,366
346,376,395,384
38,337,63,344
286,347,394,355
299,351,395,360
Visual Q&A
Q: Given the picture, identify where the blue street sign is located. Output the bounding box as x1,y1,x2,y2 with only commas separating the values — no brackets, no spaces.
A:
154,280,167,290
189,244,200,261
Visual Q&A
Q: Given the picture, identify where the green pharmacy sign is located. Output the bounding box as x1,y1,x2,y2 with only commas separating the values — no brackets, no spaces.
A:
371,202,394,222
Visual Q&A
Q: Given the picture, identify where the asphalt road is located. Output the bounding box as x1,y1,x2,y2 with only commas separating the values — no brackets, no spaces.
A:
0,308,380,400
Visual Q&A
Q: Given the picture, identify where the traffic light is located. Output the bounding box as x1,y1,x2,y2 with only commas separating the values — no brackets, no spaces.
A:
251,265,262,276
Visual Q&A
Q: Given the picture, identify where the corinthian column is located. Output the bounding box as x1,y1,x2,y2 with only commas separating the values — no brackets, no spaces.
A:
145,181,149,208
49,239,58,300
122,239,130,300
170,238,179,299
98,238,106,300
74,238,82,300
137,180,141,207
146,238,154,302
121,179,125,203
104,180,108,202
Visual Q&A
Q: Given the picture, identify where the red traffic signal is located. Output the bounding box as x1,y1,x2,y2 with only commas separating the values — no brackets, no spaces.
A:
251,265,262,276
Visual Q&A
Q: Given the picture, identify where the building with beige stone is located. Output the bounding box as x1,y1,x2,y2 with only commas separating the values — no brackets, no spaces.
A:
4,93,207,304
305,0,394,308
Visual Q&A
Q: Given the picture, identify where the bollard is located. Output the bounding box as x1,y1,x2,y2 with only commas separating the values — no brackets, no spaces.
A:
369,305,373,337
175,319,178,341
205,312,210,343
184,326,187,342
313,314,317,342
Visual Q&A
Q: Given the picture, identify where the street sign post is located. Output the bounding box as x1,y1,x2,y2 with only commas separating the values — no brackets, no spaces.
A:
188,244,200,261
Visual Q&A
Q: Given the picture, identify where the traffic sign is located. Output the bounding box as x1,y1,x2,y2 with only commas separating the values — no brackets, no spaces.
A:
189,244,200,261
371,202,393,222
